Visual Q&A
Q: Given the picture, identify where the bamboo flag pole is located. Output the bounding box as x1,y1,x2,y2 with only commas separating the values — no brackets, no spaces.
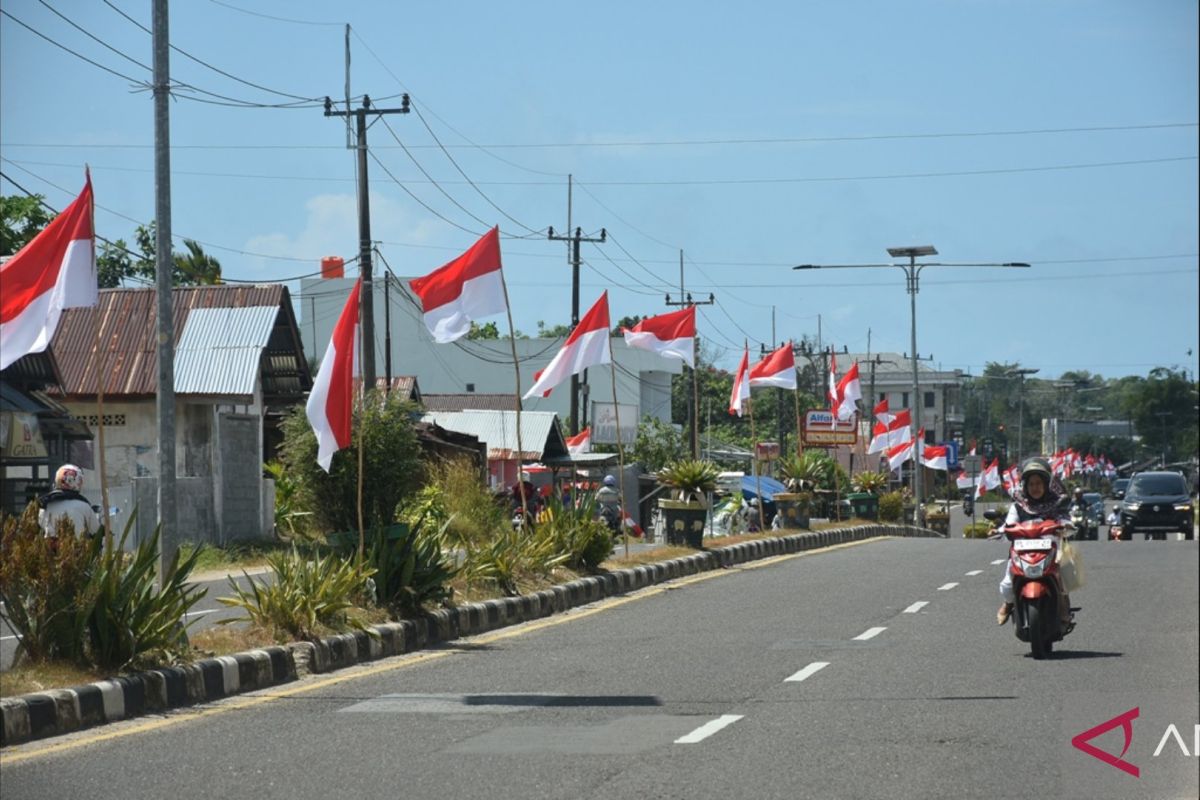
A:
691,334,700,458
745,341,765,532
498,267,529,528
607,354,630,559
87,167,113,551
793,382,803,458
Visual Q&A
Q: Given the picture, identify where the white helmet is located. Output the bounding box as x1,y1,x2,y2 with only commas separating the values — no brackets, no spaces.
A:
54,463,84,492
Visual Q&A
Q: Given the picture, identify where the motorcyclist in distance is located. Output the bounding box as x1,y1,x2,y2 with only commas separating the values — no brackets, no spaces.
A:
997,457,1070,625
38,463,101,539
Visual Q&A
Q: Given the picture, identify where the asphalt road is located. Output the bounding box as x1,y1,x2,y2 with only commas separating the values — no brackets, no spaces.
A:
2,535,1196,800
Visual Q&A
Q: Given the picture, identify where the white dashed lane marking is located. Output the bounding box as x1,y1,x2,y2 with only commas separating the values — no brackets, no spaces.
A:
785,662,830,683
853,627,887,641
991,559,1006,565
965,570,983,576
675,714,744,744
938,582,959,591
902,601,929,614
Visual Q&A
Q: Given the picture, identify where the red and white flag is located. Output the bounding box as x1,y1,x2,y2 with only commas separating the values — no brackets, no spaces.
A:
921,442,949,471
956,470,976,491
1002,464,1020,496
873,396,894,426
622,305,695,367
749,342,796,390
523,291,611,399
827,350,838,408
729,346,751,417
833,361,861,421
306,279,361,471
967,440,977,457
867,421,891,454
0,175,98,371
408,226,507,344
976,458,1001,499
886,430,921,473
887,409,913,447
566,427,591,457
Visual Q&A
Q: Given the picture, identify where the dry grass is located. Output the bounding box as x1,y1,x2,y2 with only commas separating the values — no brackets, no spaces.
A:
602,545,694,568
189,623,284,656
1,661,111,698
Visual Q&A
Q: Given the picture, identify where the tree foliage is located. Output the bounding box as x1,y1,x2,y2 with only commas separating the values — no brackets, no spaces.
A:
0,193,54,255
97,222,222,287
629,415,687,473
466,321,500,340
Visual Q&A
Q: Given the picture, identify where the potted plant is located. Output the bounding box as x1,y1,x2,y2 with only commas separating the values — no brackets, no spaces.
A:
657,459,720,547
775,451,829,529
847,470,887,520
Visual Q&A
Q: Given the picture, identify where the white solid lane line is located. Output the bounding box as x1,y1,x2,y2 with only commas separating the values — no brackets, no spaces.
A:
675,714,745,744
785,662,830,683
902,601,929,614
991,559,1006,565
965,570,983,576
937,582,959,591
853,626,887,641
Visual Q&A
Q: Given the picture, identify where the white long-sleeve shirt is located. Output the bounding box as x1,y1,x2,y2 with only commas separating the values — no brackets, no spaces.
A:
39,497,101,538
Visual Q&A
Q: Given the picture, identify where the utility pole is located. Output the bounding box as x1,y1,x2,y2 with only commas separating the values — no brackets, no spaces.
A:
324,94,410,388
548,224,606,434
666,250,714,457
153,0,177,572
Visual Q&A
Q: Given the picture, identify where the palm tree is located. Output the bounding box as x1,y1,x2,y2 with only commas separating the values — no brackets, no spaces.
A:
174,239,222,285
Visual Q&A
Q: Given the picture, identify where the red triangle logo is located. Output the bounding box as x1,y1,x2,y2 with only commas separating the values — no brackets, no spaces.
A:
1071,706,1140,778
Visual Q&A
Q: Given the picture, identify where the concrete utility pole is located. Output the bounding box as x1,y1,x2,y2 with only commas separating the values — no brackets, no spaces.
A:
547,223,606,435
324,94,410,388
153,0,177,572
665,249,714,458
1008,366,1039,464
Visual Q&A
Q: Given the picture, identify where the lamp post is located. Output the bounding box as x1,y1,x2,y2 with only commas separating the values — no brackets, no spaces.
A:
795,248,1029,515
1007,367,1039,465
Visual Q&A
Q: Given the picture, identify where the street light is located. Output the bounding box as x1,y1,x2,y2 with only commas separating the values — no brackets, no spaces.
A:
1007,367,1039,464
795,248,1030,511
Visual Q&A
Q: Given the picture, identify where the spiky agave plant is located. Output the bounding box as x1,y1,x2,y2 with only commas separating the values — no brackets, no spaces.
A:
851,470,888,495
657,459,720,504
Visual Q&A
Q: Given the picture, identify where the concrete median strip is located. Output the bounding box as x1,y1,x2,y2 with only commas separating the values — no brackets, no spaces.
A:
1,523,941,749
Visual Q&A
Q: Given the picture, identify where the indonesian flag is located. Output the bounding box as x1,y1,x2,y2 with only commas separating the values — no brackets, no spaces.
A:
749,342,796,389
1002,464,1020,496
622,305,695,367
833,361,861,421
622,510,643,537
728,346,751,417
886,431,921,473
888,409,913,447
408,226,507,343
921,442,949,471
523,291,611,399
874,396,894,426
956,470,976,491
967,440,977,457
0,174,98,371
306,279,361,471
566,427,591,457
867,421,891,454
976,458,1001,499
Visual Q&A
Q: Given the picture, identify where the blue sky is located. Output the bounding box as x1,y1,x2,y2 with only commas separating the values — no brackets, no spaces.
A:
2,0,1197,379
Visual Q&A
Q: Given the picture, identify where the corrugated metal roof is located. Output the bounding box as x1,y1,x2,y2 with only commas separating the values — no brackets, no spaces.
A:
49,285,312,401
423,393,519,412
419,410,566,460
174,306,277,396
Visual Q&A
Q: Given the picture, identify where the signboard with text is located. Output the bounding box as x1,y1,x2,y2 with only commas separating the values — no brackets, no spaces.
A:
589,402,639,445
802,410,858,446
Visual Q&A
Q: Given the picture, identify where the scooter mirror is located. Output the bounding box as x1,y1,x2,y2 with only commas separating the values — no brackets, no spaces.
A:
983,509,1000,521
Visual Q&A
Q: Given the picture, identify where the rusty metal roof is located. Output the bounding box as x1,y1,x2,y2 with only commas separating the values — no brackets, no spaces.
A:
50,285,311,402
423,393,519,412
419,410,566,461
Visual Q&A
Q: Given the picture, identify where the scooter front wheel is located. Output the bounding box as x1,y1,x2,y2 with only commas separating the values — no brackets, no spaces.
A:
1027,601,1051,660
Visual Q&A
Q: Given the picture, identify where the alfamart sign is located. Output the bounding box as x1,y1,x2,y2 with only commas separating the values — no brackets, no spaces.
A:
802,410,857,446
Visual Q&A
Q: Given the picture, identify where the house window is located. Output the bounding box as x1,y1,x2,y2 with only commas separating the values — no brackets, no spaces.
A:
901,392,909,408
465,383,475,393
924,391,935,409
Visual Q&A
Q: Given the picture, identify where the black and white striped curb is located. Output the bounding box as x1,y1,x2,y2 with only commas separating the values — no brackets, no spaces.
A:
1,524,937,747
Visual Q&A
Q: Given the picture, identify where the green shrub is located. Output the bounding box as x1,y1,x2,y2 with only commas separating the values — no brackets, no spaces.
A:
851,470,888,495
367,518,458,615
264,460,315,540
85,524,207,671
410,458,505,548
878,491,904,523
657,459,720,503
218,548,377,641
280,389,423,535
963,522,994,539
539,495,612,571
461,526,569,596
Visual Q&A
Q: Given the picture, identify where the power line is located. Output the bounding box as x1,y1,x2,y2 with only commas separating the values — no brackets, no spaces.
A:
38,0,152,73
365,149,484,237
0,8,149,87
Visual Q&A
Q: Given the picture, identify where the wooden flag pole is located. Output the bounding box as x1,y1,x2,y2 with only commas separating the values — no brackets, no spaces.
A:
744,348,765,533
87,167,113,551
793,384,803,458
498,268,529,528
608,355,630,558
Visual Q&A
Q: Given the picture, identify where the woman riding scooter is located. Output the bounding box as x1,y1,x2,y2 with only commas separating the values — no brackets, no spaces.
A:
997,458,1071,624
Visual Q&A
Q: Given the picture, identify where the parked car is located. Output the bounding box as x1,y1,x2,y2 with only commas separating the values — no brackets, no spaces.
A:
1118,471,1195,541
1110,478,1130,501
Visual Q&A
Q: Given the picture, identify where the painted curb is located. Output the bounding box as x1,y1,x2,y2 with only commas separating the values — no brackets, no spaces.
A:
1,523,937,748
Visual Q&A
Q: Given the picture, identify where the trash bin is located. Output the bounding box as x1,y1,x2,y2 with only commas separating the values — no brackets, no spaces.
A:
846,492,879,520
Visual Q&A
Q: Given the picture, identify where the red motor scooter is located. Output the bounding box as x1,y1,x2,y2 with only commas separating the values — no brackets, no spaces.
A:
1002,518,1077,659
